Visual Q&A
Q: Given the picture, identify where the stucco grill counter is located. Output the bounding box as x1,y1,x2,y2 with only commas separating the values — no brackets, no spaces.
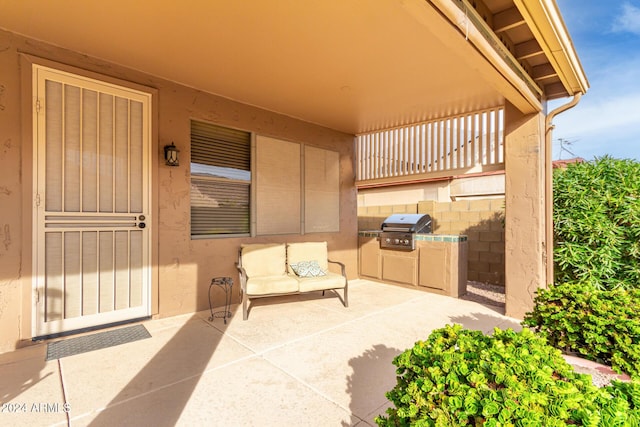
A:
359,224,467,297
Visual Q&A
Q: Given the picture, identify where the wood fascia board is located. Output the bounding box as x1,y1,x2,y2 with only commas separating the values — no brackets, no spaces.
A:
425,0,542,114
512,0,589,96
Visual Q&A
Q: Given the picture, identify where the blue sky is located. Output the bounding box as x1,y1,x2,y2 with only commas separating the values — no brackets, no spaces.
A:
549,0,640,160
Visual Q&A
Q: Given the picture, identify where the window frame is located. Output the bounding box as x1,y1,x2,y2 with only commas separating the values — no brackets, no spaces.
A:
189,120,341,239
190,120,253,239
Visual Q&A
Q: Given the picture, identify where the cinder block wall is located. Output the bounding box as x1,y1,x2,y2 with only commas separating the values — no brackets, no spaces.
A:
358,198,505,286
357,204,417,231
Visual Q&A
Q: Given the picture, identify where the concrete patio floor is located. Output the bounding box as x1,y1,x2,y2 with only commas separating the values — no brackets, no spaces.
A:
0,279,521,427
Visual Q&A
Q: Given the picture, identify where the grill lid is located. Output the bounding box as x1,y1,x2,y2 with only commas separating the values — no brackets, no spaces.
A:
381,213,432,233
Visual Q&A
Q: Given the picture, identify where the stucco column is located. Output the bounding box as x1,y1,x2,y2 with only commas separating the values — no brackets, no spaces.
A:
504,102,547,319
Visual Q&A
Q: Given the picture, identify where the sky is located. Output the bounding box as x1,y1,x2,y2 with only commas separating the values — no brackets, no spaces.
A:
549,0,640,161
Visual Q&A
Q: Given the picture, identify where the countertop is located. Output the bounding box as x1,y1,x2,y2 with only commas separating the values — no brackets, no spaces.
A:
358,230,467,242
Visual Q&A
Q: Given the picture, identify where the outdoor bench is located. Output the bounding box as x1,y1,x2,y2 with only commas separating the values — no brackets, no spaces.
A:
236,241,349,320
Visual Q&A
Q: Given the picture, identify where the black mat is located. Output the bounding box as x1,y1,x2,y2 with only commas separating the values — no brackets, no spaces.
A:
46,324,151,361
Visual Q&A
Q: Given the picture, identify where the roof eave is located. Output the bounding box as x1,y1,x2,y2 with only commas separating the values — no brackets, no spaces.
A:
514,0,589,97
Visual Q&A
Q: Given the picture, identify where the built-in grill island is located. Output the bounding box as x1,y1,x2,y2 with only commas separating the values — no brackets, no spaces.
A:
380,213,432,251
359,215,467,297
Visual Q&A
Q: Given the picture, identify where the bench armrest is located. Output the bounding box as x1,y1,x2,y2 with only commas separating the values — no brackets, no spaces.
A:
235,262,248,292
328,259,346,278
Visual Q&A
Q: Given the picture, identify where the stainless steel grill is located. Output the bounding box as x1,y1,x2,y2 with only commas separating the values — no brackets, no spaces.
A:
380,213,432,251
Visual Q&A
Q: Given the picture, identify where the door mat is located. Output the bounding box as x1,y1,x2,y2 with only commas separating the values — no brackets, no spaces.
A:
46,324,151,361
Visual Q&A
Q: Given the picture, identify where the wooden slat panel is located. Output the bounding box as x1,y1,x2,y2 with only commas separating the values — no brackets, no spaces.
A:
114,97,129,213
82,89,98,213
45,232,63,322
64,85,81,213
471,113,477,166
494,109,500,164
114,231,129,310
45,80,63,212
496,110,504,163
64,231,82,319
99,93,114,213
99,231,115,313
82,231,98,316
130,230,143,307
130,100,143,213
376,133,380,179
355,108,504,181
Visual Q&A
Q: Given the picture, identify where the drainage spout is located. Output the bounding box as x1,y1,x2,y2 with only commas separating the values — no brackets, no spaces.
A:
544,93,582,285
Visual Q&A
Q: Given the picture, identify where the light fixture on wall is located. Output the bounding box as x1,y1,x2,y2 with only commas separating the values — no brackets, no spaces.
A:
164,142,180,166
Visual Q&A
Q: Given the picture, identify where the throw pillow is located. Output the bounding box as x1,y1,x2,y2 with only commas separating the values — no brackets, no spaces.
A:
290,260,326,277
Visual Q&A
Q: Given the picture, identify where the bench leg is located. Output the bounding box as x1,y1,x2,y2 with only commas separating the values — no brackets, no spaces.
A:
343,285,349,308
242,292,248,320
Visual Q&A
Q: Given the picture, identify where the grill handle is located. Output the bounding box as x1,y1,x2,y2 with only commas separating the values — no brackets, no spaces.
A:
381,227,411,232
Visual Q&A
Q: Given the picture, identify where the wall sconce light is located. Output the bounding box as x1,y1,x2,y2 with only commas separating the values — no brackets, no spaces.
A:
164,142,180,166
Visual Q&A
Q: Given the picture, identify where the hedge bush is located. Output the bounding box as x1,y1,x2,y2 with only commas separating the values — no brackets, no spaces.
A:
553,156,640,290
377,325,640,426
522,283,640,378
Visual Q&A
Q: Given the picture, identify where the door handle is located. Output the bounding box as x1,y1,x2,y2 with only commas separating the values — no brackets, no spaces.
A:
138,222,146,229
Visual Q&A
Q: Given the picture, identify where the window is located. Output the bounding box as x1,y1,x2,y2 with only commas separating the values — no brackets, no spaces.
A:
190,121,251,237
190,120,340,238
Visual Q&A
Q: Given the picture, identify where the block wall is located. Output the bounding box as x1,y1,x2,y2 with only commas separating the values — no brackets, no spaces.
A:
357,204,418,231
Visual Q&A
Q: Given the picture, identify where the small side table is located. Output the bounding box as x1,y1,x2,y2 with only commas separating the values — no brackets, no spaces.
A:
208,277,233,324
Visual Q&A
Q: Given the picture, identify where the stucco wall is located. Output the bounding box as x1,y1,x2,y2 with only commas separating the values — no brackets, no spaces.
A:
0,31,24,354
504,102,546,319
357,173,505,206
0,29,358,353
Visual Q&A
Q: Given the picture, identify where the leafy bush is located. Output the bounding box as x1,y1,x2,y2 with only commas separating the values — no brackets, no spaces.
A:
377,325,612,426
553,156,640,290
522,283,640,378
605,380,640,419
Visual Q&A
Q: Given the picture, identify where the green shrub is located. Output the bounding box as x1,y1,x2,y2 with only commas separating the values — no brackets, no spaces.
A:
522,283,640,378
553,156,640,290
377,325,640,426
377,325,606,426
605,381,640,420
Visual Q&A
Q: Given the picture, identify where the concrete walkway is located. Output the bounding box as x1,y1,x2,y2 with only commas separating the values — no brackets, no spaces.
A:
0,279,521,427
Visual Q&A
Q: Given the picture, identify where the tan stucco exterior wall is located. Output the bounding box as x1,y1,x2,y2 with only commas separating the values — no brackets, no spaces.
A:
0,29,358,353
504,102,546,319
357,174,505,206
0,31,24,355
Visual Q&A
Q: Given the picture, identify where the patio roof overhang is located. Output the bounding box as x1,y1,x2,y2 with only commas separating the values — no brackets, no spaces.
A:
0,0,586,135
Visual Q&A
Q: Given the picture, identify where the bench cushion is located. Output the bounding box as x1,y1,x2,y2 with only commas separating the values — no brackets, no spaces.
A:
246,274,299,295
241,243,287,277
286,242,329,275
294,272,346,292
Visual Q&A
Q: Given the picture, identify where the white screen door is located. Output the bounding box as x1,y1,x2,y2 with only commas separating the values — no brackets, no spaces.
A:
33,65,152,337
